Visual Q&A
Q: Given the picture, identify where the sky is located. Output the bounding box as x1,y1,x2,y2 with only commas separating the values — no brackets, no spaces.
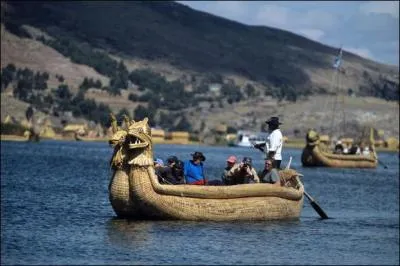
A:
177,1,399,66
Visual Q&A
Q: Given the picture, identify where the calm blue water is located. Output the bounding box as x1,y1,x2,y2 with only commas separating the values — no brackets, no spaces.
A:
1,140,399,265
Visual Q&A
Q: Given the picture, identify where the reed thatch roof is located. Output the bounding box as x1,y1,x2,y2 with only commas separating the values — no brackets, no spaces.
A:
151,128,165,138
170,131,189,138
40,126,56,138
63,124,86,132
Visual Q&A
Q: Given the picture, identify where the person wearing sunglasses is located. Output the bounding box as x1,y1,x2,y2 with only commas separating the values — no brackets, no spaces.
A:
258,159,281,186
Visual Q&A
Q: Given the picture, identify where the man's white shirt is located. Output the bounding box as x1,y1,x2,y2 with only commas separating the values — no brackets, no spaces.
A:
264,129,283,160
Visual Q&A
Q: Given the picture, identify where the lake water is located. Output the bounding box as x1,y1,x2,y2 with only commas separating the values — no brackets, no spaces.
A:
1,140,399,265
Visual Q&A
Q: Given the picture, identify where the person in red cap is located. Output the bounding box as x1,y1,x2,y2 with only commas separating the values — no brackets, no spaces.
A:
221,155,237,185
254,116,283,169
225,157,260,185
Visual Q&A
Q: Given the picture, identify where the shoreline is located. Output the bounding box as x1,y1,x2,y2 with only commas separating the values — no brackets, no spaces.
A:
1,134,398,153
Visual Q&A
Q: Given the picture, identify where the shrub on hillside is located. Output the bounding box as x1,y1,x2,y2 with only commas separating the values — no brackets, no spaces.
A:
0,123,27,136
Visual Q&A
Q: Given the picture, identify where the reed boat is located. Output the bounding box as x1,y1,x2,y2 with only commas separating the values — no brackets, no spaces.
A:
302,47,377,169
301,129,378,168
107,115,305,221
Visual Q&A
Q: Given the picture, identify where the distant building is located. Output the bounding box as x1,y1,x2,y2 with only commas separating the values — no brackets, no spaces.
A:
151,128,166,143
3,115,18,125
63,124,87,139
39,118,56,139
169,131,190,144
215,123,227,134
208,83,222,96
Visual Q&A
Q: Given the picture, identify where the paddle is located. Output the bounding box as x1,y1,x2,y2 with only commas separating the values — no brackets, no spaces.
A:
250,144,329,219
285,156,293,169
378,159,388,169
303,189,329,219
293,173,328,219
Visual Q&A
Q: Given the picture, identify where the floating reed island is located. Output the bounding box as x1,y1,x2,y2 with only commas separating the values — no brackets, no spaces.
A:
107,115,305,221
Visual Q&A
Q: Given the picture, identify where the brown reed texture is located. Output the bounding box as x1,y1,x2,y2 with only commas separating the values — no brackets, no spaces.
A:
302,130,378,168
108,116,305,221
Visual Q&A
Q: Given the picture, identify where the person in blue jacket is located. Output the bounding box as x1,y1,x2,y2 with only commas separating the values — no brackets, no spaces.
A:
183,151,207,185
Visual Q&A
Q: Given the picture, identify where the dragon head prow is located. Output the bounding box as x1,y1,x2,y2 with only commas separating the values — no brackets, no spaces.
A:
109,115,153,169
125,117,153,166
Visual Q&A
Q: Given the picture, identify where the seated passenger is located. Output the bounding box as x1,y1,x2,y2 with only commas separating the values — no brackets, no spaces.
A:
183,151,207,185
334,141,344,154
362,146,370,156
343,144,349,154
154,158,167,183
258,159,281,186
349,144,359,155
226,157,260,185
155,157,183,185
221,155,237,185
172,159,185,184
167,156,185,184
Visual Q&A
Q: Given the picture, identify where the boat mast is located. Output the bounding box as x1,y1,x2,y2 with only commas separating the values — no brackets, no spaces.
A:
329,45,344,138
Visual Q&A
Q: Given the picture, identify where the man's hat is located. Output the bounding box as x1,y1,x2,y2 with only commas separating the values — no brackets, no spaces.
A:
265,116,282,125
226,155,237,163
191,151,206,161
154,158,164,166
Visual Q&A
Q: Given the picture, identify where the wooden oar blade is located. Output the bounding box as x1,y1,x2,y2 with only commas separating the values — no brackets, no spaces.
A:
304,191,329,219
310,201,329,219
378,159,388,169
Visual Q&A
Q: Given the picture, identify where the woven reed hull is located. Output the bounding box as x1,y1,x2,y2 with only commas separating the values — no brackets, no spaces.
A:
109,167,304,221
301,145,378,168
109,168,142,218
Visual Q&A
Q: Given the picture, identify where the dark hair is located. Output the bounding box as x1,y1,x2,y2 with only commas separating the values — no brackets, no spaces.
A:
191,151,206,161
242,157,252,166
167,156,179,164
174,160,183,169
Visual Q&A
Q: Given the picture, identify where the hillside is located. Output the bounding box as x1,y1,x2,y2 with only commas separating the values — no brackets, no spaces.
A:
1,1,399,142
3,1,399,91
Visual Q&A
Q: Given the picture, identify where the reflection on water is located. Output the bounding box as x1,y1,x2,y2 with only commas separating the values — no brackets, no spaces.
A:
106,218,153,248
106,217,303,250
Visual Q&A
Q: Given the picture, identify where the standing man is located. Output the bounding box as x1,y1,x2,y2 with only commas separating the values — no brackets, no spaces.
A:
254,116,283,169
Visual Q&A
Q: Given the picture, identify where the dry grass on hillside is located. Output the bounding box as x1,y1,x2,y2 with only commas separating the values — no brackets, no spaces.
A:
188,95,399,139
110,54,191,83
2,24,398,141
1,25,109,92
84,89,139,114
0,92,49,124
